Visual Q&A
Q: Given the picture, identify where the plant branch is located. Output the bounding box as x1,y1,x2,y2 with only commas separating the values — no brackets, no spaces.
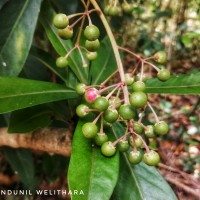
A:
0,128,72,157
89,0,130,104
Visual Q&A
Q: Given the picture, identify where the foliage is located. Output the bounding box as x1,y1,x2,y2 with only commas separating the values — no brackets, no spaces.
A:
0,0,199,199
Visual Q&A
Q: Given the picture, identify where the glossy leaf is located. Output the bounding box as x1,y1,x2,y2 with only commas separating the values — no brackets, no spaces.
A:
0,0,42,76
146,71,200,94
8,105,53,133
112,123,177,200
90,37,117,85
39,0,88,84
0,0,9,10
30,46,67,82
68,118,119,200
4,147,39,189
0,77,78,114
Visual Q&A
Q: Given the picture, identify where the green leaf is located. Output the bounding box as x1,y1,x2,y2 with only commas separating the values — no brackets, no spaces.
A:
30,46,67,82
8,105,53,133
0,0,42,76
0,77,78,114
90,37,117,85
39,0,88,84
4,147,39,189
146,71,200,94
112,123,177,200
0,0,8,10
68,118,119,200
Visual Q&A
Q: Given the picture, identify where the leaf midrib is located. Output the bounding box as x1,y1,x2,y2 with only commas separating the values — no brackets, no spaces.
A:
0,0,29,55
0,89,74,99
147,84,200,89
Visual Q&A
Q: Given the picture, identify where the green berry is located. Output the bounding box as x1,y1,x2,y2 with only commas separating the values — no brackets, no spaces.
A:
56,57,68,68
157,68,171,81
84,25,100,41
94,133,108,146
86,52,98,61
109,96,121,109
75,83,86,95
82,122,98,138
133,122,144,135
119,104,136,120
104,5,111,15
76,104,89,117
85,39,100,52
101,141,116,157
143,150,160,166
130,91,147,108
122,3,134,14
108,6,122,16
131,81,146,92
103,108,119,123
128,150,143,164
154,51,167,63
145,125,156,138
129,136,143,148
53,13,69,29
154,121,169,136
58,27,73,39
93,97,109,111
125,73,134,86
118,140,129,152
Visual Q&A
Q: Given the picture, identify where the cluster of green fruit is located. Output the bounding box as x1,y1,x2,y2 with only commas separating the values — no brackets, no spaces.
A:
53,13,101,68
75,58,170,166
104,0,135,16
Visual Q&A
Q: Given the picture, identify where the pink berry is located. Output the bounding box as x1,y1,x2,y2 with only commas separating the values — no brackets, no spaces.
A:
84,88,99,103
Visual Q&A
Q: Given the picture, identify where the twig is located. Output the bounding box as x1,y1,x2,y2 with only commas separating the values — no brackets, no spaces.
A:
163,175,200,198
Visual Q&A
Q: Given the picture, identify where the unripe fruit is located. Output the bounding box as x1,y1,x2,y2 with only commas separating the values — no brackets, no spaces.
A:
122,3,134,14
53,13,69,29
143,150,160,166
128,150,143,164
82,122,98,138
154,121,169,136
154,51,167,63
157,68,171,81
133,122,144,135
119,104,136,120
58,27,73,40
84,25,100,41
76,104,89,117
75,83,86,95
125,73,134,86
118,140,129,152
131,81,146,92
129,136,143,148
94,133,108,146
93,97,109,111
103,108,119,123
84,88,99,103
85,39,100,52
56,57,68,68
101,141,116,157
145,125,156,138
109,96,121,109
86,52,98,61
108,6,122,16
130,91,147,108
104,5,111,15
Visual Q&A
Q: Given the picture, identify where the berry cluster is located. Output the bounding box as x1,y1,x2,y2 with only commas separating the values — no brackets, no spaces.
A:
53,4,101,69
75,50,170,166
53,0,172,167
104,0,135,16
